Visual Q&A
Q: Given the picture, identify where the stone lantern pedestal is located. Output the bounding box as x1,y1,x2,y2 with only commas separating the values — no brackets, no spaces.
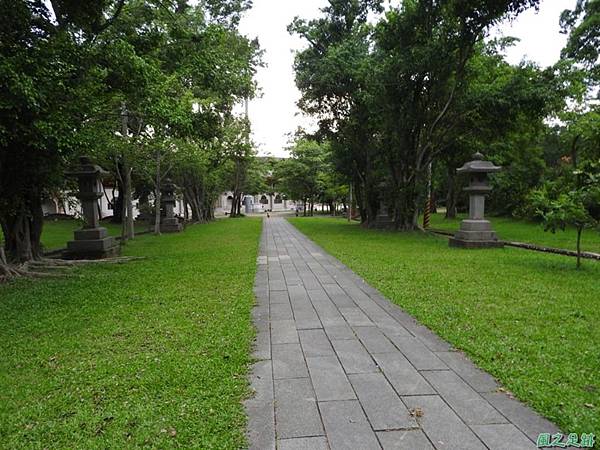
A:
65,156,120,258
160,179,182,233
374,199,395,229
373,183,395,229
449,152,504,248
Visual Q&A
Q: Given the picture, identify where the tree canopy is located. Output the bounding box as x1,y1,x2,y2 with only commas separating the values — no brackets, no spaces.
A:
289,0,599,244
0,0,259,262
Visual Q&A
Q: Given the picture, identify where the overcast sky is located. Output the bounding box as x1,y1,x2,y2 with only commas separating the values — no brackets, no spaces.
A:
238,0,577,157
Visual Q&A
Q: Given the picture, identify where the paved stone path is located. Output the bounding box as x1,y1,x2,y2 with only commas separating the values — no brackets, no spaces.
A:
245,217,560,450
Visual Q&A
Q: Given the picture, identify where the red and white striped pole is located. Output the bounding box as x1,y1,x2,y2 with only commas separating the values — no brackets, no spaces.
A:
423,161,432,229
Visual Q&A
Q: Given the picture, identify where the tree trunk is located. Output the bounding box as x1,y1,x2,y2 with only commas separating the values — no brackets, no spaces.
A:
154,188,161,235
154,153,161,235
359,178,379,227
230,191,237,217
120,178,127,242
571,134,580,169
445,166,457,219
392,186,417,231
125,167,134,239
576,226,582,269
112,176,124,223
1,193,44,263
354,181,367,225
192,192,201,222
183,193,190,221
183,183,200,222
119,103,134,240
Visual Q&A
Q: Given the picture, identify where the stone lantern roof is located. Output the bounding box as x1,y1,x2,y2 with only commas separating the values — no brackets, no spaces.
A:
162,178,176,191
65,156,109,179
456,152,502,174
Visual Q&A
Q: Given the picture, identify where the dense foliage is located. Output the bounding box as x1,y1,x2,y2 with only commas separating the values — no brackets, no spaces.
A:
289,0,599,242
276,139,349,215
0,0,259,262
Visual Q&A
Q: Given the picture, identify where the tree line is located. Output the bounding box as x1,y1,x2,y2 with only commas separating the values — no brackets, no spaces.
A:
285,0,599,240
0,0,260,263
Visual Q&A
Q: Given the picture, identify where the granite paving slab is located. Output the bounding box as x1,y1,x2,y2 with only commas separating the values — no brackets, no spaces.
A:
244,217,557,449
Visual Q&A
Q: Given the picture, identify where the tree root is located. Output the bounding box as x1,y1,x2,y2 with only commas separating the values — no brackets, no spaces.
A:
1,254,145,283
0,265,68,282
32,256,145,266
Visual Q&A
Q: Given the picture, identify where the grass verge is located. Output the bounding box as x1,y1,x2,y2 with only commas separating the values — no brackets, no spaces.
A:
289,217,600,435
41,219,147,251
427,213,600,253
0,218,261,449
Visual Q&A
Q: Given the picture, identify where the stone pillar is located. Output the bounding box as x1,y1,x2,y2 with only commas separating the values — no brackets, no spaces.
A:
65,156,120,259
373,185,394,229
160,179,183,233
449,152,503,248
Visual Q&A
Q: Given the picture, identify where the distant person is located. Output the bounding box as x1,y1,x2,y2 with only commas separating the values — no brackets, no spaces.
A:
295,208,299,217
267,212,270,218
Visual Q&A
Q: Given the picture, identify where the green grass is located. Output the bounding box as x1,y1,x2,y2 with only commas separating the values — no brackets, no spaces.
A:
428,213,600,253
0,218,262,449
289,217,600,435
0,218,148,252
40,219,147,251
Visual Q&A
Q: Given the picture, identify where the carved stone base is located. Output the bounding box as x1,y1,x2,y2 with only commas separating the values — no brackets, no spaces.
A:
449,237,504,248
160,218,182,233
65,227,120,259
449,219,504,248
372,213,395,230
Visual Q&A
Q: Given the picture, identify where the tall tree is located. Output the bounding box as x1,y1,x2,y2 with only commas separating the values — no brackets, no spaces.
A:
371,0,540,229
290,0,383,225
0,0,259,265
0,0,126,262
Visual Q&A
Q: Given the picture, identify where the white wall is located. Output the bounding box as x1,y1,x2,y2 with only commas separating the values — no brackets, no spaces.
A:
214,191,298,214
42,191,186,220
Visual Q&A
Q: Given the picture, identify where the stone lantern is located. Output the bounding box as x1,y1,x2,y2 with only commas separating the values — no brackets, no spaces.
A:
65,156,119,258
244,195,253,214
374,182,394,229
449,152,503,248
160,178,182,233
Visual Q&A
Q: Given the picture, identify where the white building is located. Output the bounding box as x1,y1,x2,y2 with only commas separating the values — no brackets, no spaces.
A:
215,191,298,215
43,189,294,219
42,191,186,220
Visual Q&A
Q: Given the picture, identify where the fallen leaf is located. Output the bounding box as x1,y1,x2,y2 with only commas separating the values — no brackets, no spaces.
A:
409,408,424,418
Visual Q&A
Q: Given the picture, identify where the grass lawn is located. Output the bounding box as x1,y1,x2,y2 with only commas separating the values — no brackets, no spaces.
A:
0,218,148,252
428,213,600,254
289,217,600,435
0,218,261,449
41,219,148,251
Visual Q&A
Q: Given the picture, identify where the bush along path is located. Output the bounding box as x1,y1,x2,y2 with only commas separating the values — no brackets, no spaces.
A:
245,217,565,450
